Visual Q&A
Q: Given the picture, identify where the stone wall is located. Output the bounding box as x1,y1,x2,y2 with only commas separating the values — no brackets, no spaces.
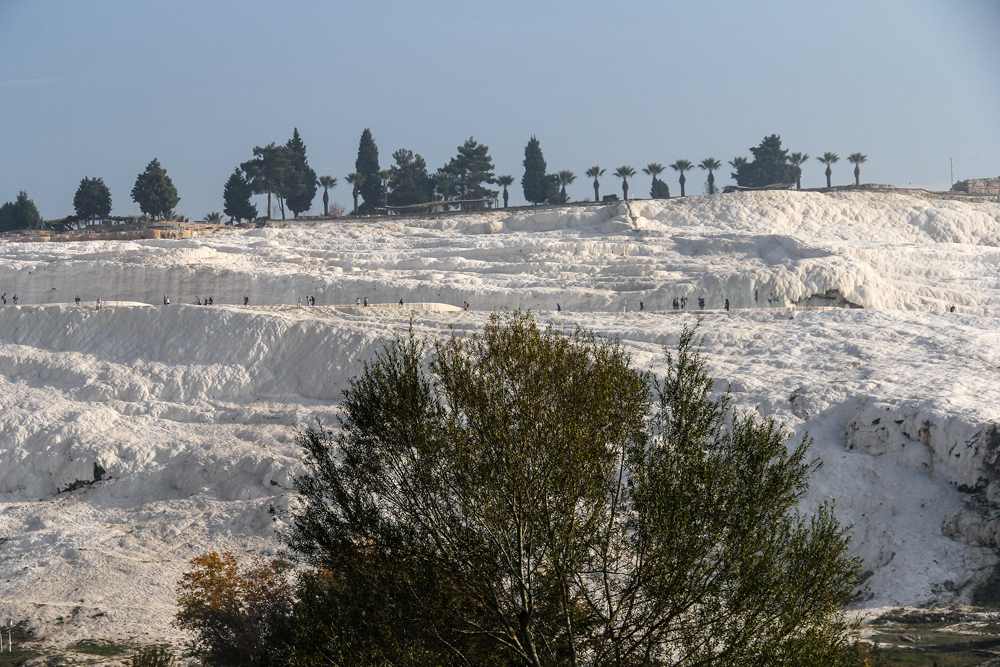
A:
952,177,1000,196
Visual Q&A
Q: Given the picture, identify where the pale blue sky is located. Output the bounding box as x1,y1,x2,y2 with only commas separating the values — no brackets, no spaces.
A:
2,0,998,218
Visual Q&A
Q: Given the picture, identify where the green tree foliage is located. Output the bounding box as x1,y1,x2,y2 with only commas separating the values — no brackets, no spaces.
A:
818,152,840,189
496,174,514,208
729,156,749,184
388,149,434,207
433,170,458,210
737,135,799,188
613,165,635,199
651,178,670,199
241,143,289,219
223,169,259,224
355,128,382,213
175,551,293,667
789,152,810,190
585,165,605,201
317,175,337,216
284,128,318,218
278,314,863,667
643,162,665,198
345,172,361,214
847,152,868,187
699,157,722,194
670,159,694,196
0,191,43,231
557,169,576,203
131,159,180,220
443,137,498,210
521,135,550,205
73,177,112,223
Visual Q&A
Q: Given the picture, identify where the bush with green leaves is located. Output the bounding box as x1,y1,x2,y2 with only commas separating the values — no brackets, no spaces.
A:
278,313,864,667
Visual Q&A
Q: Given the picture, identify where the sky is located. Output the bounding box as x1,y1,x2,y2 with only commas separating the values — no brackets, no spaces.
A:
1,0,998,219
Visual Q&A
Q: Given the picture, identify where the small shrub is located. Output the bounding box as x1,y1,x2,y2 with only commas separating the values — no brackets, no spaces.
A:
130,646,174,667
175,551,292,667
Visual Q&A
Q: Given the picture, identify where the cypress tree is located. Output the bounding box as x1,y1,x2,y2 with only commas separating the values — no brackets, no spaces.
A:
73,177,112,223
223,168,259,223
131,158,180,220
355,128,382,213
284,128,318,218
521,135,549,205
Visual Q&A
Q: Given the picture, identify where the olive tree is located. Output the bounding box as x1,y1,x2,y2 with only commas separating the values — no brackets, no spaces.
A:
278,314,863,667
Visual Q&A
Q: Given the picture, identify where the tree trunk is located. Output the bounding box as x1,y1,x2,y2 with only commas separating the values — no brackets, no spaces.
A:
323,189,329,216
708,171,715,195
594,180,600,202
826,166,832,189
797,175,802,190
680,173,686,197
855,165,861,187
503,187,509,208
266,191,272,219
622,180,628,200
561,186,567,204
352,187,359,215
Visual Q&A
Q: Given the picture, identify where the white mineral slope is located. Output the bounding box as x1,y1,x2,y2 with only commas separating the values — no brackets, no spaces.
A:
0,190,998,645
1,191,999,314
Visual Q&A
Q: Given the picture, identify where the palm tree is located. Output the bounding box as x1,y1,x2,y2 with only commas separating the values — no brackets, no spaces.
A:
613,166,636,200
379,169,392,209
670,159,694,197
345,172,361,214
496,175,514,208
788,153,809,190
204,211,223,224
585,166,606,202
434,170,457,210
847,152,868,187
817,153,840,189
698,158,722,195
317,175,337,216
728,157,748,185
557,170,577,204
642,163,665,193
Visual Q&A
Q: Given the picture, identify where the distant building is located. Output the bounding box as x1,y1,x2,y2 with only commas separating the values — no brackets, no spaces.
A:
951,177,1000,196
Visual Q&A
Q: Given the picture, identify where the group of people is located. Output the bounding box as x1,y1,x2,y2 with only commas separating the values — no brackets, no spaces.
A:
0,293,15,305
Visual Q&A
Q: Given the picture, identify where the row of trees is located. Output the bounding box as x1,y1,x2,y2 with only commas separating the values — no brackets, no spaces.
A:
3,133,870,231
174,315,868,667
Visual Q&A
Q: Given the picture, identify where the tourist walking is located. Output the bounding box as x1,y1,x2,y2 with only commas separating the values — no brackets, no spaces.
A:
243,295,249,306
76,295,81,305
725,298,730,311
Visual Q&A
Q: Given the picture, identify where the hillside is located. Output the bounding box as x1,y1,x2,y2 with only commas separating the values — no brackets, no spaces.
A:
1,190,999,648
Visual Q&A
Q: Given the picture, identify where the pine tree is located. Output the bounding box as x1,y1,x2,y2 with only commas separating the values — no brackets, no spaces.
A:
73,177,112,223
444,137,498,210
355,128,381,213
131,158,180,220
738,135,799,188
241,143,292,219
284,128,318,218
388,149,434,207
0,191,43,231
223,168,259,223
521,135,549,205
